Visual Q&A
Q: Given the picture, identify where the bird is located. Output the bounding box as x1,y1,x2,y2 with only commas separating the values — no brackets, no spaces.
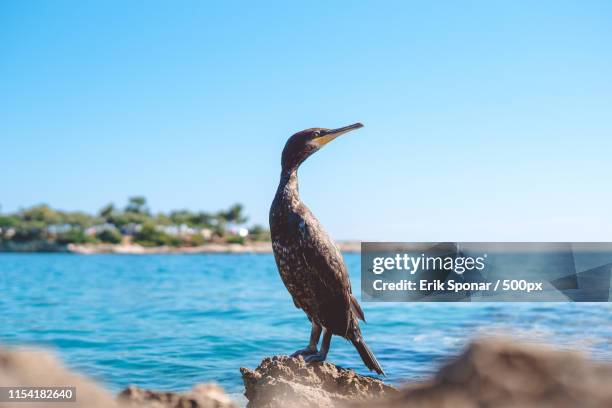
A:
269,122,385,375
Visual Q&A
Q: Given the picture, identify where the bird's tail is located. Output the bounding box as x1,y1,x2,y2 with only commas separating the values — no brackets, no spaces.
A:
351,336,385,375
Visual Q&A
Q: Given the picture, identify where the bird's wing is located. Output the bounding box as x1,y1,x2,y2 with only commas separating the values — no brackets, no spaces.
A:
295,210,361,334
297,214,351,297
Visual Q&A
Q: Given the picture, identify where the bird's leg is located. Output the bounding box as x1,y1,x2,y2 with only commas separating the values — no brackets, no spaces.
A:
304,328,332,363
291,322,322,358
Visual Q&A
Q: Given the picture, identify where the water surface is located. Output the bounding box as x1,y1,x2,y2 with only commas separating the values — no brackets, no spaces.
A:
1,253,611,398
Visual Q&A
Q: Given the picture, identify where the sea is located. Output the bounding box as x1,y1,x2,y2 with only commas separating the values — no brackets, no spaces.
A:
1,253,611,402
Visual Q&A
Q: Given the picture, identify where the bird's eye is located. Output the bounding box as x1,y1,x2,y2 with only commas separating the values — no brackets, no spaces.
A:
313,131,320,138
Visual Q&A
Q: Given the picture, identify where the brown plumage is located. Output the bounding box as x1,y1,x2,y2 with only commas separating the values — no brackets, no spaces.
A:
269,123,384,375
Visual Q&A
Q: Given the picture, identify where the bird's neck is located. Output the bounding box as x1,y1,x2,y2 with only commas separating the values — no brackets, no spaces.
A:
276,169,300,205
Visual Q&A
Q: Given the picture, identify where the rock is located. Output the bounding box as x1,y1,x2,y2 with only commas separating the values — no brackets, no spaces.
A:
351,338,612,408
0,347,120,408
0,347,237,408
240,355,396,408
118,384,237,408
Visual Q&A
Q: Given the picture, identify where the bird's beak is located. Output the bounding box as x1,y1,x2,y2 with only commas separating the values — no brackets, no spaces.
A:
314,123,364,147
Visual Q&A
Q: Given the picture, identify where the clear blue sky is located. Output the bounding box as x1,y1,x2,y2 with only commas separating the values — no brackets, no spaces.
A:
1,1,611,240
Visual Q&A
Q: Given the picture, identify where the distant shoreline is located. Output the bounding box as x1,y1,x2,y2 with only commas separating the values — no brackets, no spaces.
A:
69,241,362,254
0,241,362,254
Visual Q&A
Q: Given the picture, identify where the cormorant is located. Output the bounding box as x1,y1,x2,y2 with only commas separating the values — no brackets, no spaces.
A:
269,123,384,375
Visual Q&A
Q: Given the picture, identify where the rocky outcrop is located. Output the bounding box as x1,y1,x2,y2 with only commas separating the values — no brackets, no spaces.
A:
352,338,612,408
240,355,396,408
118,384,237,408
0,347,236,408
243,340,612,408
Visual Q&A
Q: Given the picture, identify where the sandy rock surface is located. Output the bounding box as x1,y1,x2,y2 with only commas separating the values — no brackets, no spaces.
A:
0,347,119,408
118,384,237,408
240,355,396,408
0,347,237,408
351,338,612,408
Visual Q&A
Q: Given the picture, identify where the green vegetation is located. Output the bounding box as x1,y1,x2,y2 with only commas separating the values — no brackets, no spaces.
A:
96,228,122,244
0,197,269,248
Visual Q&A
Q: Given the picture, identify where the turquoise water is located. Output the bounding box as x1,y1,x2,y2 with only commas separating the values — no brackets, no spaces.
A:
1,253,611,399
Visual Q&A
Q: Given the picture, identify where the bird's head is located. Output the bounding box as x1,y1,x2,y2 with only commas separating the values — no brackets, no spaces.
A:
281,122,364,174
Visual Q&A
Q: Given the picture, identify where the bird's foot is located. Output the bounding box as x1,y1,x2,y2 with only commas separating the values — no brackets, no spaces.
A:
290,347,318,358
304,351,327,363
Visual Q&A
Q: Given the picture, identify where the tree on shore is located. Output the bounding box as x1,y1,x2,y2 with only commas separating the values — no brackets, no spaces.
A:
125,196,149,215
222,203,248,225
99,204,115,221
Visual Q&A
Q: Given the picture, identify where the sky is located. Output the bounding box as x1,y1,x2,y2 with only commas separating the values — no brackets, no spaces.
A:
1,1,611,241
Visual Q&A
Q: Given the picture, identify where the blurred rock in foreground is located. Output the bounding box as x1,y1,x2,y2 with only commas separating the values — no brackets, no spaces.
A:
118,384,237,408
0,347,236,408
0,347,118,408
4,338,612,408
240,355,396,408
351,338,612,408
